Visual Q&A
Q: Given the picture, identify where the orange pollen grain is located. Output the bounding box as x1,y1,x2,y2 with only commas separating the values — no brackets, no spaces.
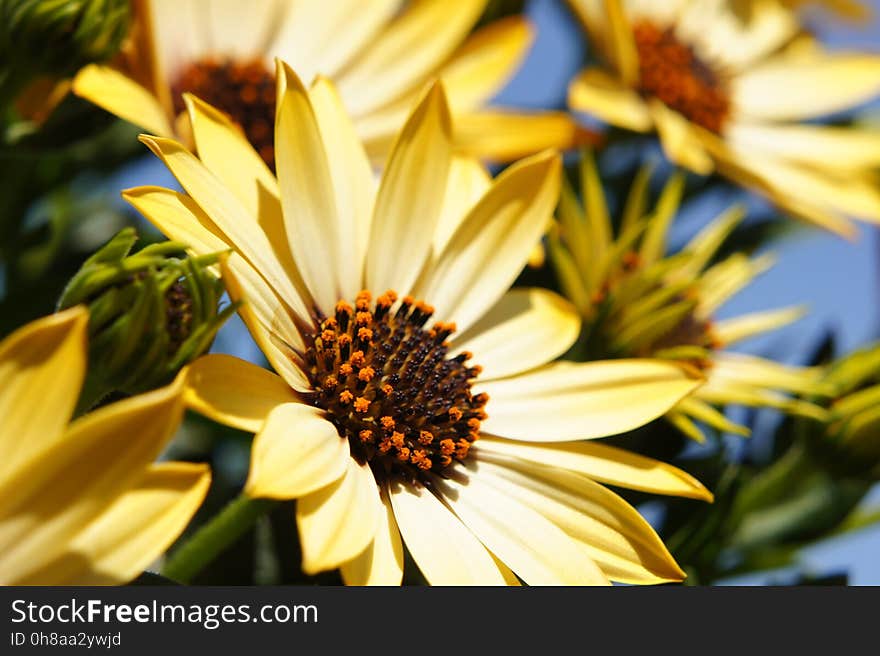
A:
354,397,371,413
358,366,376,382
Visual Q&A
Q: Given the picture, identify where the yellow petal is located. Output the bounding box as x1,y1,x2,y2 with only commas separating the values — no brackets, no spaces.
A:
0,307,88,487
451,288,581,381
73,65,173,136
19,463,210,585
0,372,187,584
219,257,312,392
432,156,492,254
435,462,610,585
366,82,452,297
453,109,597,162
340,488,404,586
184,94,280,223
417,150,561,333
709,352,829,396
272,0,403,82
475,437,714,501
139,135,310,320
675,396,751,437
246,403,349,500
185,354,298,433
335,0,486,116
308,76,377,295
732,54,880,121
388,479,511,585
122,185,309,365
568,68,653,132
474,459,686,584
275,63,351,312
440,16,534,113
649,100,714,175
477,359,702,441
728,122,880,171
603,0,639,86
199,0,284,59
296,459,381,574
713,306,806,346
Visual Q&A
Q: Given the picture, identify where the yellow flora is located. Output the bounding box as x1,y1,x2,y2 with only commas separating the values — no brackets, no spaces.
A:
548,153,833,442
125,60,713,585
566,0,880,237
0,306,210,585
73,0,592,165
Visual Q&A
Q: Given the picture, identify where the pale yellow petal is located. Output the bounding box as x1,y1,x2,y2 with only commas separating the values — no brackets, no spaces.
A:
0,372,187,584
604,0,639,86
709,352,828,396
308,76,377,293
246,403,349,500
275,63,349,313
568,68,653,131
727,122,880,171
389,479,511,585
201,0,285,59
219,257,312,392
732,54,880,121
366,82,452,297
649,100,714,175
0,307,88,487
434,462,609,585
473,459,686,584
439,16,534,113
19,463,210,585
713,306,806,346
184,354,298,433
73,65,173,136
432,156,492,254
453,109,597,161
417,150,561,333
296,459,381,574
474,437,714,501
451,288,580,381
271,0,403,82
139,135,310,320
340,488,404,586
477,360,702,441
335,0,486,116
122,186,308,359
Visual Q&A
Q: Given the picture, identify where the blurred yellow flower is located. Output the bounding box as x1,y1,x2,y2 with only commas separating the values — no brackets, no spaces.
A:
73,0,593,166
548,153,832,442
567,0,880,237
0,306,211,585
124,62,711,585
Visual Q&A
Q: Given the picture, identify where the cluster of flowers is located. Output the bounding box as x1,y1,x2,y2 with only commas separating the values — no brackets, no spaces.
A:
2,0,879,586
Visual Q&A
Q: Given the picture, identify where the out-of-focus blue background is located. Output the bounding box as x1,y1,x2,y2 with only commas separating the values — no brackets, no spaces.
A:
119,0,880,583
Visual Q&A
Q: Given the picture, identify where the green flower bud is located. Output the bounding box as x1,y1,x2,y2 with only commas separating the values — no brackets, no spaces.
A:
58,227,237,411
815,344,880,476
0,0,129,105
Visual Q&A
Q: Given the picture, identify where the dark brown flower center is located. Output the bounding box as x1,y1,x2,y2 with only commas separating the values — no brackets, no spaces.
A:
633,21,730,134
302,290,487,485
172,57,276,168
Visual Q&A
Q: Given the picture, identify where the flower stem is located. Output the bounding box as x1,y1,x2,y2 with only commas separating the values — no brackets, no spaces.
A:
162,494,278,584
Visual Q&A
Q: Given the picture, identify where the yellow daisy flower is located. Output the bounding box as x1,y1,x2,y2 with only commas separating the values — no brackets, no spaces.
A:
123,62,711,585
73,0,593,166
0,306,210,585
548,154,832,442
566,0,880,237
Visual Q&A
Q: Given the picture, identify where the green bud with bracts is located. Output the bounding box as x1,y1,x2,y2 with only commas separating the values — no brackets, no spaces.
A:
58,227,238,413
818,344,880,477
